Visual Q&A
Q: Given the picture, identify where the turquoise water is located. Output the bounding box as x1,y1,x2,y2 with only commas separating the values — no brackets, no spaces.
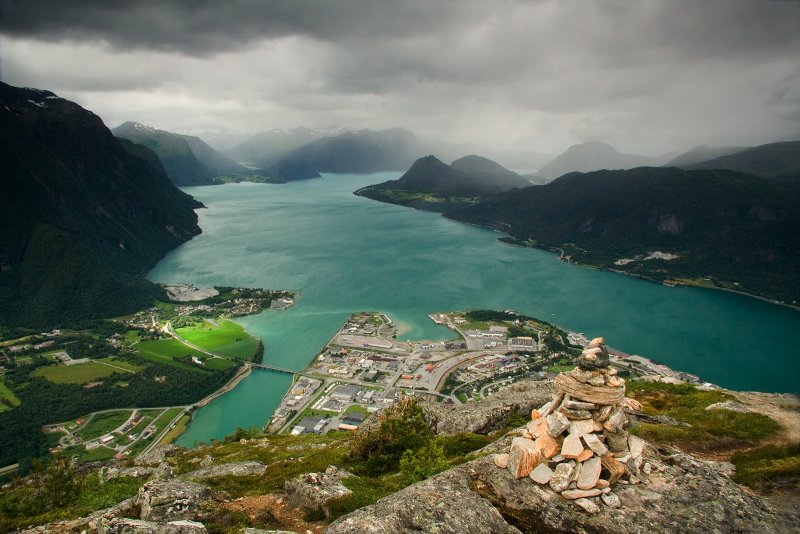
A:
147,173,800,445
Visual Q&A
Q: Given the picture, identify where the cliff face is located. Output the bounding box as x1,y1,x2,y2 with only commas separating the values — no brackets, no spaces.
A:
0,82,202,327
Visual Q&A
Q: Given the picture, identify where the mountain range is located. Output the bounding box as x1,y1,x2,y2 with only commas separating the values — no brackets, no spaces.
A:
113,122,248,185
354,155,532,211
0,83,202,327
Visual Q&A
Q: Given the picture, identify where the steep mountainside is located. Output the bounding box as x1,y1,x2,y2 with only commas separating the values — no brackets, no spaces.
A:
113,122,247,185
0,83,202,327
665,144,747,167
260,128,423,182
446,166,800,303
683,140,800,177
538,141,657,179
354,155,531,212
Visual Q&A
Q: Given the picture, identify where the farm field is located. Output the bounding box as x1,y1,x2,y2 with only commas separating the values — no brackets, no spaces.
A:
175,320,259,360
31,361,119,384
96,357,145,372
0,380,21,412
134,339,208,371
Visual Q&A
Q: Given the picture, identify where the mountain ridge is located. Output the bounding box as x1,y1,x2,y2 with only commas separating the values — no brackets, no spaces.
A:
444,166,800,304
113,121,248,185
0,83,202,327
354,154,531,211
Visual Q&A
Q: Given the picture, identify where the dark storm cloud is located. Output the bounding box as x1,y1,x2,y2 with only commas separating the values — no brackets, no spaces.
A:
0,0,477,54
1,0,799,160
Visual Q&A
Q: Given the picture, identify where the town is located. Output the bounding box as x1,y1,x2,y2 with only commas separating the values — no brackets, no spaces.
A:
267,309,701,437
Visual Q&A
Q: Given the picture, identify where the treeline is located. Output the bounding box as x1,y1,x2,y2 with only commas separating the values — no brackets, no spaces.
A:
0,359,237,469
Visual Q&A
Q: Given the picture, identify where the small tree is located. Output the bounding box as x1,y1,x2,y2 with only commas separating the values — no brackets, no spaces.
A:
399,438,448,483
350,396,433,474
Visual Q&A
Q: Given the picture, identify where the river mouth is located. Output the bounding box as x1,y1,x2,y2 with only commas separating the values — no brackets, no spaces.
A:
147,173,800,445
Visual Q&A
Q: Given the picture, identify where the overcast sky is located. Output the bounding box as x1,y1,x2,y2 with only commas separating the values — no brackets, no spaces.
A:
1,0,799,166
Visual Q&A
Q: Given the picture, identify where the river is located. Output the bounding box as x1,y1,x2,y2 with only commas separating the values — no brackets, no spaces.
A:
147,173,800,445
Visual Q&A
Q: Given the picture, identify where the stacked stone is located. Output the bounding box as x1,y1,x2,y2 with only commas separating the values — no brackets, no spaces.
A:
493,337,646,513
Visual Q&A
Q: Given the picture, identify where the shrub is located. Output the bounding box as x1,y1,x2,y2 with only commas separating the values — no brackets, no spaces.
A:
400,438,449,483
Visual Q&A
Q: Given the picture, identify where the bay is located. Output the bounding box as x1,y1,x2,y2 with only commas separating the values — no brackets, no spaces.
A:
147,173,800,445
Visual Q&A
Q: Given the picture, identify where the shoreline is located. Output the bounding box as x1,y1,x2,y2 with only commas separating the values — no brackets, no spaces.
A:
492,235,799,312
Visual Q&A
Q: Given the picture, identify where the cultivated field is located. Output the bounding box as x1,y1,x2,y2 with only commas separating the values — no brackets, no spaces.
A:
31,361,119,384
175,320,259,360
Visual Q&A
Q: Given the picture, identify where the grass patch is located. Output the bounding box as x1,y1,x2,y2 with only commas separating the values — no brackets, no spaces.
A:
0,380,21,412
731,443,800,492
159,414,191,446
75,411,133,441
135,339,208,371
31,362,119,384
342,405,369,416
175,320,259,360
627,381,781,452
545,364,575,373
201,356,239,371
95,357,145,372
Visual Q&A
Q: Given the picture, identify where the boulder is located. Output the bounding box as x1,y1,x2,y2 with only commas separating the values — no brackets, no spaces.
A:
182,461,266,480
548,462,575,493
138,480,209,522
507,437,541,479
284,466,355,519
325,465,521,534
706,400,750,413
554,374,624,405
529,463,554,484
135,445,180,467
100,518,207,534
576,457,601,490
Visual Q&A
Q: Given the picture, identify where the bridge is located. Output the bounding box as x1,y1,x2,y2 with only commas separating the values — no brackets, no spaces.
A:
248,362,297,375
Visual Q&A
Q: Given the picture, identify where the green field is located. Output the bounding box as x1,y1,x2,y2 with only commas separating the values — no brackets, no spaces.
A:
175,320,259,360
135,339,209,371
31,361,119,384
76,410,133,441
0,380,21,412
96,357,145,372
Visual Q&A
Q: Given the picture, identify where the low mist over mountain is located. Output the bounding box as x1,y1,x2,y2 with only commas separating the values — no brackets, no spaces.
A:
446,166,800,303
355,154,531,212
224,127,349,167
259,128,423,182
665,145,747,168
0,83,202,327
537,141,658,179
681,140,800,177
113,122,248,185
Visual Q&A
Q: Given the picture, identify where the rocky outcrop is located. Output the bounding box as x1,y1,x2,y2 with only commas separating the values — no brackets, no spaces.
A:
99,518,207,534
326,435,798,533
136,445,180,467
284,466,354,519
183,461,266,480
138,480,210,522
326,465,521,534
100,466,157,482
421,379,554,435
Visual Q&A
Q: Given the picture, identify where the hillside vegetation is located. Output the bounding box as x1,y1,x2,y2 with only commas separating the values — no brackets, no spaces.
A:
445,166,800,303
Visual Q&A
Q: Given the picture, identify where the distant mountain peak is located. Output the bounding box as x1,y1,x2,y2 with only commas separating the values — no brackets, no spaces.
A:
538,141,657,179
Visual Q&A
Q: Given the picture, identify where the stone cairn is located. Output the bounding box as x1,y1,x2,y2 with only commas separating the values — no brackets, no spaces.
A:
493,337,645,513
